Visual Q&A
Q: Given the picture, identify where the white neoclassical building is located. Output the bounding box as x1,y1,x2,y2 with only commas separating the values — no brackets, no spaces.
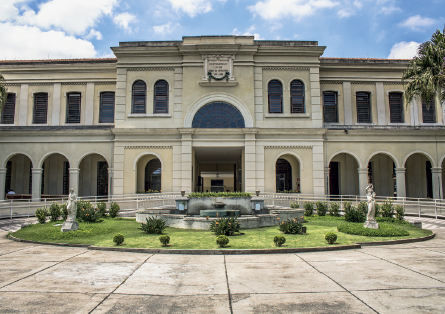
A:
0,36,444,200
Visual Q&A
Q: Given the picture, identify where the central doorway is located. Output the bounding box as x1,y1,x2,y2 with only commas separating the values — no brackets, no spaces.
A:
193,147,243,192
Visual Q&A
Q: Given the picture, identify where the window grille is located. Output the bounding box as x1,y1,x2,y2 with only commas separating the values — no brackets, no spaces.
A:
33,93,48,124
97,161,108,196
422,99,436,123
356,92,371,123
132,80,146,113
192,102,245,128
276,159,292,192
66,93,81,123
62,162,69,195
154,80,168,113
323,91,338,123
1,93,15,124
99,92,115,123
389,92,403,123
268,80,283,113
290,80,305,113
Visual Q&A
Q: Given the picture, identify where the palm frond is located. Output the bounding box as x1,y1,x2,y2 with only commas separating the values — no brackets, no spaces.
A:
0,73,7,112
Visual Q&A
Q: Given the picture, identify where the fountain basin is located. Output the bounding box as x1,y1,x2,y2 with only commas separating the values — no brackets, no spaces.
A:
200,209,240,217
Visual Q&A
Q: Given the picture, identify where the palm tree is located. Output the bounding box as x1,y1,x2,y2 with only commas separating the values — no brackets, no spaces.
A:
0,73,6,112
402,28,445,108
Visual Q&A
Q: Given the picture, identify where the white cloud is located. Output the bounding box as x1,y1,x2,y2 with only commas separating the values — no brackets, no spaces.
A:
400,15,436,31
113,12,136,31
338,8,354,18
388,41,420,59
167,0,212,17
248,0,339,20
85,29,103,40
232,26,264,40
17,0,118,35
0,0,28,22
0,23,97,59
153,22,179,35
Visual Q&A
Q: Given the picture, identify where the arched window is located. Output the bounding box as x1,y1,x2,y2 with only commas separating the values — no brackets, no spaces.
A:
276,158,292,192
132,80,146,114
145,159,161,192
154,80,169,113
290,80,305,113
192,102,245,128
268,80,282,113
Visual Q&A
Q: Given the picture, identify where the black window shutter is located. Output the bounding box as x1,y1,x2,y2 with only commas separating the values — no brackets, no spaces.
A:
132,80,146,113
356,92,371,123
389,93,403,123
66,93,81,123
99,92,115,123
422,99,436,123
1,93,16,124
290,80,305,113
268,80,282,113
154,80,169,113
323,91,338,123
33,93,48,124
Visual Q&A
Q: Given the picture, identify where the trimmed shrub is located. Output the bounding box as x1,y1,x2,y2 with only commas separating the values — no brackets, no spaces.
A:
376,217,410,224
381,200,394,218
97,202,107,217
113,233,124,245
325,232,337,244
290,201,300,209
338,222,409,237
344,202,366,223
109,202,120,218
159,235,170,247
35,207,48,224
329,202,340,217
304,202,314,217
316,201,328,216
273,235,286,246
395,205,405,221
77,200,93,217
61,203,68,220
375,203,381,217
279,218,303,234
48,203,61,222
357,202,368,215
210,217,240,236
78,207,102,223
216,235,229,248
141,216,166,234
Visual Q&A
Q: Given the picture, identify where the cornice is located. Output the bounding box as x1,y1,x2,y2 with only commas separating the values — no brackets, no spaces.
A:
127,67,175,71
124,146,173,149
265,145,312,149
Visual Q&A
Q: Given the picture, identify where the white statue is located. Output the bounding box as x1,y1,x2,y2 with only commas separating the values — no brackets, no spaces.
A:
364,183,379,229
62,188,79,232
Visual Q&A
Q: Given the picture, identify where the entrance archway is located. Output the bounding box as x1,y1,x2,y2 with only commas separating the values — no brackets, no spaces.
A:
40,153,70,196
405,153,433,198
275,154,301,192
78,153,109,197
136,154,162,193
4,153,33,198
329,152,360,196
367,153,397,197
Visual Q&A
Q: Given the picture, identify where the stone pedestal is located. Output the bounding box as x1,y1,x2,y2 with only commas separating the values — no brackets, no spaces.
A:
363,220,379,229
61,220,79,232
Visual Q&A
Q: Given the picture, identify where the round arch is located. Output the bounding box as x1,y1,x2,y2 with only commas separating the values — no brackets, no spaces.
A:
133,152,164,171
366,151,400,168
38,151,71,168
76,152,110,168
3,152,35,168
266,78,286,91
403,151,436,168
273,152,304,171
328,150,363,168
184,93,254,128
288,77,309,92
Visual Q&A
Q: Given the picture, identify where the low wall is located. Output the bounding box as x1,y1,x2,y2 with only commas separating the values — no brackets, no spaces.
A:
187,197,252,215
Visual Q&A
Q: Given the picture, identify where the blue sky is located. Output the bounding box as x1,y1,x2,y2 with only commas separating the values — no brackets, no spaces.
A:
0,0,444,60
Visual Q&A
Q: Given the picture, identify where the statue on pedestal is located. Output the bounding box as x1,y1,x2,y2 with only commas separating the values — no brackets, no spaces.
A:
364,183,379,229
61,188,79,232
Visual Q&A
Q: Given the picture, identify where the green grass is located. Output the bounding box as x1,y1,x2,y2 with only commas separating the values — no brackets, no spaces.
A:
11,216,433,249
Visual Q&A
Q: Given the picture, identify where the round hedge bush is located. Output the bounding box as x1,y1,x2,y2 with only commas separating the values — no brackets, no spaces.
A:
216,235,229,248
337,223,409,237
325,232,337,244
159,235,170,247
273,235,286,247
113,233,124,245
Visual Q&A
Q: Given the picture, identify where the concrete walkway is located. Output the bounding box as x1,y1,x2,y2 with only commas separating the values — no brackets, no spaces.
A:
0,218,444,313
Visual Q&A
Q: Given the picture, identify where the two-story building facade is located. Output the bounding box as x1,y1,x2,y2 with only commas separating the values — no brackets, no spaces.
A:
0,36,444,200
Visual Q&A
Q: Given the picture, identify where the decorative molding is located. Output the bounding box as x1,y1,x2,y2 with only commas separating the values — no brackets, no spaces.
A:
94,81,116,85
383,81,403,85
61,82,87,85
320,80,343,85
4,83,21,86
125,146,173,149
265,145,312,149
127,67,175,71
351,81,376,85
263,67,309,71
29,83,53,86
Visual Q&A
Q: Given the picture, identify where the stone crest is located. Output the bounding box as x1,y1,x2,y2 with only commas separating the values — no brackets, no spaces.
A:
202,54,235,82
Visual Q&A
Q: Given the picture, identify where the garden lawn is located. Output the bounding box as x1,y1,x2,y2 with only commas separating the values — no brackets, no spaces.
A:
11,216,433,249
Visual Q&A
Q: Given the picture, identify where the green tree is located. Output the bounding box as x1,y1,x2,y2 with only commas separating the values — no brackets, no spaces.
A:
0,73,6,112
402,28,445,108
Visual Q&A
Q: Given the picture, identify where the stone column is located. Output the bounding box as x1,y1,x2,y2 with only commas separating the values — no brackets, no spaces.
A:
85,82,95,125
0,169,6,201
244,130,257,193
107,168,113,198
324,167,330,195
343,82,352,125
69,168,80,195
51,83,61,126
358,168,369,196
180,130,193,193
31,168,42,200
19,84,28,126
376,82,386,125
395,167,406,198
432,167,443,199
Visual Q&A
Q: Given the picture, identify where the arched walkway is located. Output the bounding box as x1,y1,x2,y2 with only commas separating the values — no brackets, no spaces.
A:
4,154,33,198
136,154,162,193
41,153,70,196
405,153,433,198
275,154,300,192
78,153,109,197
368,153,397,197
329,153,360,196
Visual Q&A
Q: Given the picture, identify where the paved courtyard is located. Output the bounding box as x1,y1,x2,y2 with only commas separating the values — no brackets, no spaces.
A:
0,218,444,313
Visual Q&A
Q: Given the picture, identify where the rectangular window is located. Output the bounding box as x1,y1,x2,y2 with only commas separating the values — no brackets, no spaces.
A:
356,92,371,123
99,92,115,123
422,99,436,123
389,92,404,123
290,80,305,113
66,93,81,123
1,93,16,124
33,93,48,124
323,91,338,123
